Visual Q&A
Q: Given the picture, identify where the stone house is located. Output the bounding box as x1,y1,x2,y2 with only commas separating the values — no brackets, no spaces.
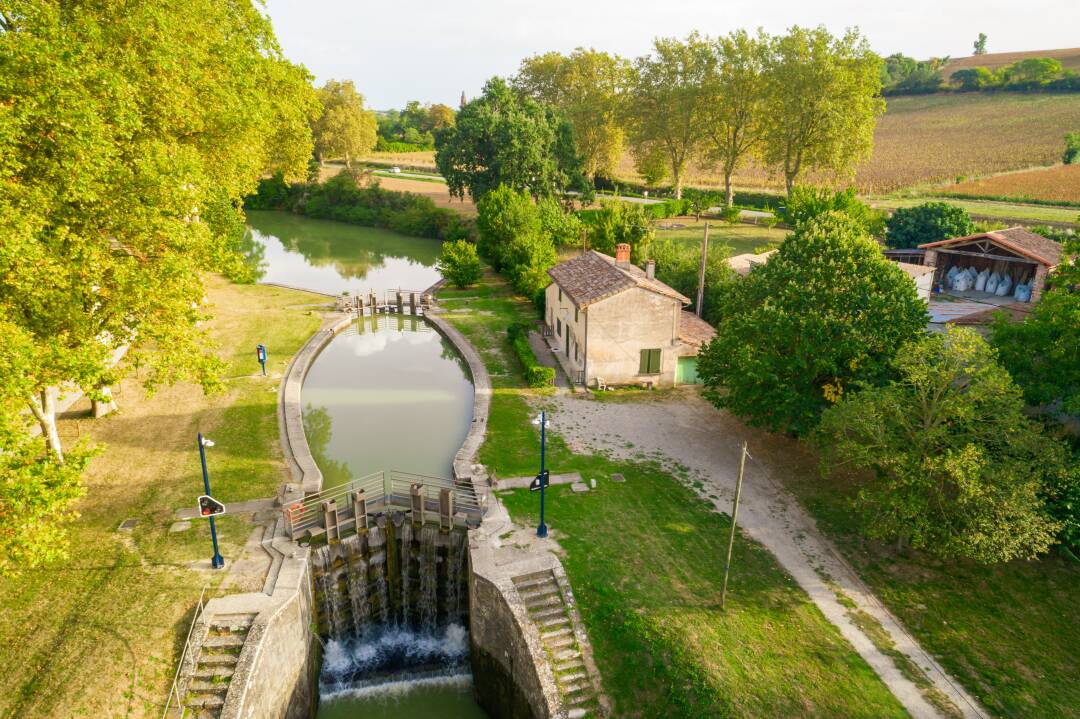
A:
545,244,716,388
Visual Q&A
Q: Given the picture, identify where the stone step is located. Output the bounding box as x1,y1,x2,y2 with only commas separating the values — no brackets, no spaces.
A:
523,590,562,608
202,634,246,650
188,679,230,693
555,658,586,674
193,666,235,680
512,569,555,586
197,653,240,667
554,648,582,664
513,574,558,593
209,612,257,628
560,671,589,684
567,709,589,719
185,694,225,709
529,605,567,621
537,615,571,629
541,626,573,641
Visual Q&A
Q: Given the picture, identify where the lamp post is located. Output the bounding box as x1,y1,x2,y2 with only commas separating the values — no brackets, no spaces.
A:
198,433,225,569
531,411,551,538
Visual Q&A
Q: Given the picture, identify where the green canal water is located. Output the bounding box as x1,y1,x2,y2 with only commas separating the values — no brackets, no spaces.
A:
245,212,487,718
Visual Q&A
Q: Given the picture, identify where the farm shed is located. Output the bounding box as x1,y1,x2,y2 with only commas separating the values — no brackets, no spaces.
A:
919,227,1063,303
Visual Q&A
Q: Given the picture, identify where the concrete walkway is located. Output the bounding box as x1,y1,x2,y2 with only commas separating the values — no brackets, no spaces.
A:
542,390,987,719
527,329,572,391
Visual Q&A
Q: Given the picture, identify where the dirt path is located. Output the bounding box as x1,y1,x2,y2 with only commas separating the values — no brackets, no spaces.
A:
541,389,987,719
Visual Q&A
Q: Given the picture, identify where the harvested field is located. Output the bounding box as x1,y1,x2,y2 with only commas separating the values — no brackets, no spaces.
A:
941,48,1080,79
377,175,476,215
943,163,1080,205
360,150,437,171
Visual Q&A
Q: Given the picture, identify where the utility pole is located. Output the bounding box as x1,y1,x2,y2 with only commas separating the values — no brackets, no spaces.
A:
720,441,748,610
695,222,709,318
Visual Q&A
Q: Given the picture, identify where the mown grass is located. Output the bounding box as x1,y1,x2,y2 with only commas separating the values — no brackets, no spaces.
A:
439,271,907,718
0,277,324,718
779,453,1080,719
870,195,1080,224
653,218,789,256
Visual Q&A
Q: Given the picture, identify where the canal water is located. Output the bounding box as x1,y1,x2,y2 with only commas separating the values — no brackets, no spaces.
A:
245,211,486,718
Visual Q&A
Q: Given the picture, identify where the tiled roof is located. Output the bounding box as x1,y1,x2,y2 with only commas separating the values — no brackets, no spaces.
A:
547,251,690,308
919,227,1063,267
727,250,776,276
678,311,716,349
896,261,936,279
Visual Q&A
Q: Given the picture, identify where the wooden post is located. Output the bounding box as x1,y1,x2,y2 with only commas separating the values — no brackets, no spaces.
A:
409,292,417,315
396,291,403,314
370,291,378,314
439,488,455,531
696,222,709,318
323,499,339,542
720,441,747,610
357,293,365,316
410,483,424,524
352,489,368,533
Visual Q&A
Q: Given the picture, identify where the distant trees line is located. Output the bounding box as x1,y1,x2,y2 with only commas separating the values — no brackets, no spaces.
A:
436,26,884,204
882,54,1080,96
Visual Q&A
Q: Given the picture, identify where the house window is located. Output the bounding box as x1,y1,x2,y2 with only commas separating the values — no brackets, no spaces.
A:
639,348,662,374
556,318,562,338
575,307,579,323
575,342,579,362
559,288,563,303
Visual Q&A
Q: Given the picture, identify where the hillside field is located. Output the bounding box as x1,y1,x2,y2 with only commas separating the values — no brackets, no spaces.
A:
941,47,1080,79
943,163,1080,205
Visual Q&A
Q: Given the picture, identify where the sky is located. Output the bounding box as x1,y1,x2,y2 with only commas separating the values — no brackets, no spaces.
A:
263,0,1080,109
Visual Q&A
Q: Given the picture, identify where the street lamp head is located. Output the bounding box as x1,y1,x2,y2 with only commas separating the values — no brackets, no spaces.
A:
201,437,215,448
531,413,551,427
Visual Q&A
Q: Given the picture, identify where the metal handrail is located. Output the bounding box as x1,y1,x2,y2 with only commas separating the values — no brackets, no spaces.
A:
284,471,386,534
162,585,209,719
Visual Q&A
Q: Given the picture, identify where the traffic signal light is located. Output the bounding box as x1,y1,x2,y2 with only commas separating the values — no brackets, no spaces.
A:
198,495,226,517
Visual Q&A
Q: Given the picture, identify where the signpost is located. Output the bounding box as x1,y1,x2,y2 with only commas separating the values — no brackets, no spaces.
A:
197,433,225,569
532,411,551,538
256,344,267,376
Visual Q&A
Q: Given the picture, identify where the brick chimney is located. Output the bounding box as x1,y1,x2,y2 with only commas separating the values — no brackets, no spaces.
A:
615,243,631,267
646,259,656,279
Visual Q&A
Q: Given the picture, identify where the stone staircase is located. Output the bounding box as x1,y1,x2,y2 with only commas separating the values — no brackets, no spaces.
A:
183,612,256,718
512,570,603,718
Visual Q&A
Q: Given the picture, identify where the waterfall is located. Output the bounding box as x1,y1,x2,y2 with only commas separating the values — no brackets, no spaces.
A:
343,535,371,637
418,525,438,633
445,529,468,625
399,520,413,626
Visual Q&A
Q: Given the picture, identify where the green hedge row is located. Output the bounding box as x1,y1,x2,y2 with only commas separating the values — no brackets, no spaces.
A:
507,323,556,388
374,138,434,153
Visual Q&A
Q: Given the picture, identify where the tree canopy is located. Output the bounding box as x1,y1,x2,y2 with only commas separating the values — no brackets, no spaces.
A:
515,48,629,180
313,79,378,167
0,0,317,572
818,327,1064,563
761,27,885,195
696,212,927,435
434,77,590,202
884,201,976,249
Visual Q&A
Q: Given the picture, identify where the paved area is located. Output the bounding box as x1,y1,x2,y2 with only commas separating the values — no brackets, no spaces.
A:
540,389,986,719
527,329,572,390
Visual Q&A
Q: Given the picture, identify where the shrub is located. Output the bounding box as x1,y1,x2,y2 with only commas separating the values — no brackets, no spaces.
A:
649,237,736,325
1064,132,1080,165
785,186,885,236
437,240,482,288
476,185,541,270
507,324,556,387
584,201,654,263
538,197,584,247
884,201,976,249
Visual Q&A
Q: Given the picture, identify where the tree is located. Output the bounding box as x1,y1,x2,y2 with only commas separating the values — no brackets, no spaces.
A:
475,185,542,271
990,235,1080,413
884,201,976,249
426,104,456,132
973,33,988,55
1063,132,1080,165
784,186,885,236
649,237,736,324
1002,57,1064,88
583,201,654,264
0,0,317,569
704,30,770,207
515,48,630,179
624,33,716,199
952,67,997,91
818,327,1063,562
762,27,885,195
312,80,378,168
696,212,927,435
538,197,585,247
437,240,482,288
435,77,590,202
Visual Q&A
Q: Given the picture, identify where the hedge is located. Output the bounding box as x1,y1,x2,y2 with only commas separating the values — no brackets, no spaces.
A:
507,323,556,388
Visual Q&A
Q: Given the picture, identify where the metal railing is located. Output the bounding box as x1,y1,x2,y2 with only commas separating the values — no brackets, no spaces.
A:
282,469,484,539
162,585,209,719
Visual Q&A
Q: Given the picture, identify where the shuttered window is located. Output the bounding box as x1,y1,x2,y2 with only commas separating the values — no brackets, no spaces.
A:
575,307,579,323
639,348,661,374
556,318,562,337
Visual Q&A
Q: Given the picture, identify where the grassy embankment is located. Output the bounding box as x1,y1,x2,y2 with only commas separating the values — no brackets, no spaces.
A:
438,271,906,718
0,276,324,718
778,455,1080,719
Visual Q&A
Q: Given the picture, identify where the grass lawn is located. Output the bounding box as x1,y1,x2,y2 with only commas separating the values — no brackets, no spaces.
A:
0,276,324,718
777,450,1080,719
438,272,907,718
653,218,789,256
870,196,1080,225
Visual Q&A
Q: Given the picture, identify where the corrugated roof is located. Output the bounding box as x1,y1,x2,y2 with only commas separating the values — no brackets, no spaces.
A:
547,251,690,308
919,227,1063,267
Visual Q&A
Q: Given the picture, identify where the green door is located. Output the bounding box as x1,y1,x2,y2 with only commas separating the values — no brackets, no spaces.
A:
676,356,700,385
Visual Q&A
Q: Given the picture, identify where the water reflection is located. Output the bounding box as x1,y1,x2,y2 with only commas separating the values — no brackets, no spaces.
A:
301,314,473,487
245,210,441,295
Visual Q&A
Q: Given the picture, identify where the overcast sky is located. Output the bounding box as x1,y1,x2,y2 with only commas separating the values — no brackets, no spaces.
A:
263,0,1080,109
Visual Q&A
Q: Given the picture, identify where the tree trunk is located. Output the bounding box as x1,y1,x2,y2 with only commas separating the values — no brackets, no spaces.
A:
724,172,734,208
673,170,683,200
29,390,64,464
91,385,117,419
